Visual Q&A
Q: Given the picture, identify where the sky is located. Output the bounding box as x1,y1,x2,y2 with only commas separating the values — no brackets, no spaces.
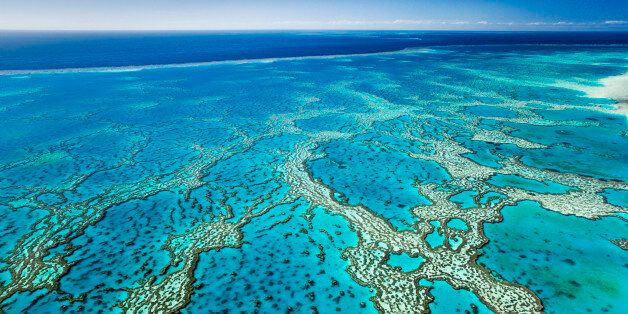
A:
1,0,627,31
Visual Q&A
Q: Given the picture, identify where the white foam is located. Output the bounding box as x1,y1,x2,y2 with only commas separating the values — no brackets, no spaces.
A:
0,47,428,76
2,43,625,76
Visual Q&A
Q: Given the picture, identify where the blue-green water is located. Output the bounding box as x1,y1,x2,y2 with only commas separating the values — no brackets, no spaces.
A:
0,33,627,313
420,279,493,314
480,201,628,314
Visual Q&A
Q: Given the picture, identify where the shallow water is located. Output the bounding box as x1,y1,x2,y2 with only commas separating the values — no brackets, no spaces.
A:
480,201,628,314
0,37,627,313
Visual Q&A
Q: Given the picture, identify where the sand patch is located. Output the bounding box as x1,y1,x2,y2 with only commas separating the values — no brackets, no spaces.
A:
579,72,628,117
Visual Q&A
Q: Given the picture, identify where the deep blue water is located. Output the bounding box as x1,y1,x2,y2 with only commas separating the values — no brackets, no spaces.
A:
1,31,627,70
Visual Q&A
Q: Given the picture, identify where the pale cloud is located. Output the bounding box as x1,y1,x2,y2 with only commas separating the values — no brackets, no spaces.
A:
604,20,628,25
273,19,628,29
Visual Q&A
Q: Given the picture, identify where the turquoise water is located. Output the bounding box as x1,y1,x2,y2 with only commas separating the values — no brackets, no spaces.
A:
601,189,628,207
421,279,494,314
450,190,480,209
480,201,628,314
387,252,425,272
1,38,627,313
426,221,447,249
446,218,469,231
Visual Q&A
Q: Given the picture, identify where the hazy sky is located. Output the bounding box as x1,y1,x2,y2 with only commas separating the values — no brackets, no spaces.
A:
1,0,627,30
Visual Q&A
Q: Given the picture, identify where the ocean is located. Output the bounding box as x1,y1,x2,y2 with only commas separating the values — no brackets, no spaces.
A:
1,31,627,71
0,31,627,313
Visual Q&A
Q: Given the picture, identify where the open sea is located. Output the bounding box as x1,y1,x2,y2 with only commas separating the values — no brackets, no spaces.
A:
0,31,627,313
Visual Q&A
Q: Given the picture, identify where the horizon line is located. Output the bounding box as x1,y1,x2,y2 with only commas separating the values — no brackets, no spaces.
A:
3,28,628,32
